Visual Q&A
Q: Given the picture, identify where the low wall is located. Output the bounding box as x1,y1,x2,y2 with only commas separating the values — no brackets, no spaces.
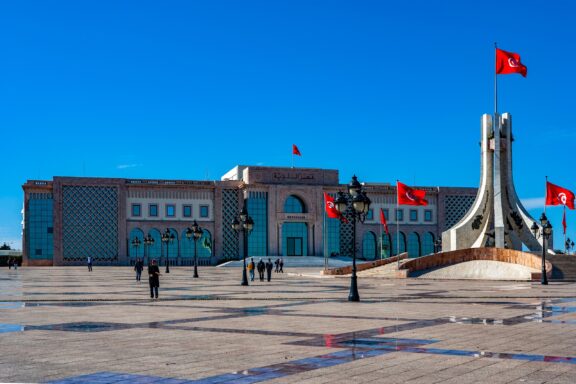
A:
321,253,408,276
400,248,552,280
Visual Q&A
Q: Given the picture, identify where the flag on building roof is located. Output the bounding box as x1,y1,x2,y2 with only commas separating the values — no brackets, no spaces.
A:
292,144,301,156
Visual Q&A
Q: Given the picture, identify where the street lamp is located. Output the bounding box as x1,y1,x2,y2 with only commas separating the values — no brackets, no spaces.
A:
334,175,371,302
531,213,553,285
565,237,573,255
131,236,141,263
231,205,254,286
434,238,442,254
143,234,155,265
161,228,175,273
186,221,203,278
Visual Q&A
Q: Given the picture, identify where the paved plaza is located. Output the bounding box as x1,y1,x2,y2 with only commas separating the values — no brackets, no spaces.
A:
1,266,576,383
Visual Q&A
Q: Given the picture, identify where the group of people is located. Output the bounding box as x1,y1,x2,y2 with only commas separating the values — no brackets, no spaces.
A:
6,258,19,270
247,257,284,282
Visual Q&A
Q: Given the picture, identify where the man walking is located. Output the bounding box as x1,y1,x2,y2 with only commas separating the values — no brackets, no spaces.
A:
248,257,255,281
134,258,144,282
266,258,273,282
257,258,265,281
87,256,93,272
148,259,160,299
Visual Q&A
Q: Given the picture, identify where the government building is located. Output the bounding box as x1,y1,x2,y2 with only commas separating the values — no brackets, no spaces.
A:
22,165,476,266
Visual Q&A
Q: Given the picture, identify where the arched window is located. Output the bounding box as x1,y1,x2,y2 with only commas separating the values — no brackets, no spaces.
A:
284,195,306,213
392,232,406,255
362,232,377,260
161,228,179,259
381,233,392,258
147,229,162,260
198,229,212,258
181,228,193,258
407,232,421,258
422,232,435,255
129,228,144,259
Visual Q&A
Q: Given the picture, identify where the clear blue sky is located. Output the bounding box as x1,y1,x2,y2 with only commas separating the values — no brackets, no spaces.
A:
1,1,575,250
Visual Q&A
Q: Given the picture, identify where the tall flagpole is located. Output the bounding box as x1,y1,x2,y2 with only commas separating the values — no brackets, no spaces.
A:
544,176,548,215
396,180,400,269
379,214,383,260
494,42,498,117
323,196,327,270
564,205,567,254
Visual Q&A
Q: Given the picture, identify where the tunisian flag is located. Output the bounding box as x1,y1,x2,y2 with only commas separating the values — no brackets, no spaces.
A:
397,181,428,206
496,48,527,77
379,208,389,235
324,193,340,219
545,181,575,209
292,144,301,156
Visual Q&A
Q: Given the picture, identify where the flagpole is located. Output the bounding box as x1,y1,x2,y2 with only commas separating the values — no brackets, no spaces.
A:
564,205,567,253
396,180,400,269
324,197,328,270
494,42,498,117
379,214,383,260
544,176,548,215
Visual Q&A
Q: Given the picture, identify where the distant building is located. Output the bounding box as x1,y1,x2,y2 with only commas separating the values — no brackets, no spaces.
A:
21,165,476,266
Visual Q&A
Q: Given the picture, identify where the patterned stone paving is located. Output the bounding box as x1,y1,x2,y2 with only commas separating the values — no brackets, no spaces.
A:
0,266,575,383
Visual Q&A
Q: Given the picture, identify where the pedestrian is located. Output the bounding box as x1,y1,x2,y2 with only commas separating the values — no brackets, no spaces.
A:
8,257,12,270
248,257,255,281
13,258,18,270
266,258,273,282
148,259,160,299
274,258,280,273
134,258,144,282
257,258,265,281
279,258,284,273
87,256,93,272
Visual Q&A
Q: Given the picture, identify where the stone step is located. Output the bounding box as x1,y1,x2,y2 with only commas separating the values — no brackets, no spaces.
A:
548,255,576,281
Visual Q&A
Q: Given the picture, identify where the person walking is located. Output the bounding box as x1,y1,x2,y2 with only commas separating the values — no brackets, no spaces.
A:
148,259,160,299
134,258,144,282
248,257,255,281
266,258,273,282
8,257,12,270
279,258,284,273
87,256,93,272
13,258,18,270
257,258,265,281
274,258,280,273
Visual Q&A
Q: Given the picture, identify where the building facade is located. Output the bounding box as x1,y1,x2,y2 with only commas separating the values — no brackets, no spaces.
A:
22,165,477,266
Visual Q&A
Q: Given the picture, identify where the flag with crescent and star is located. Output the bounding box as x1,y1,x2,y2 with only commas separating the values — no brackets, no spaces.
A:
397,181,428,206
323,193,340,219
379,208,390,235
496,48,527,77
545,181,575,209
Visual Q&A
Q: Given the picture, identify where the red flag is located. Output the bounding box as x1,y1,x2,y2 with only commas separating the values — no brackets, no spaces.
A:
397,181,428,206
563,209,567,235
379,208,389,235
496,48,527,77
546,181,575,209
323,193,340,219
292,144,301,156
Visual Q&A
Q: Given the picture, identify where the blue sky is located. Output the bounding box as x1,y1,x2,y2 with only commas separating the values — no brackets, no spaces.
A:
1,1,575,250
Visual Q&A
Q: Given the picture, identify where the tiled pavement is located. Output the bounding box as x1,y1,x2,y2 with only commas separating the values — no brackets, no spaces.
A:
0,266,575,383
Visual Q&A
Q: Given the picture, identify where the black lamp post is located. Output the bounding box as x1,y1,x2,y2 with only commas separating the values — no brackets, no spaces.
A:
565,237,573,255
232,206,254,286
186,221,203,278
334,175,371,302
434,238,442,254
131,236,141,262
161,228,175,273
143,234,154,265
531,213,553,285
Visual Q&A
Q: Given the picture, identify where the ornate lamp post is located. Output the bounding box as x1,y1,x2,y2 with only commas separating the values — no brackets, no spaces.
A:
161,228,175,274
334,175,371,302
143,234,155,265
131,236,141,263
531,213,553,285
186,221,203,278
565,237,573,255
231,206,254,286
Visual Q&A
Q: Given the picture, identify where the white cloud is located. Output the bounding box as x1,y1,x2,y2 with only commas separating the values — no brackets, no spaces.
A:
116,164,142,170
521,197,544,210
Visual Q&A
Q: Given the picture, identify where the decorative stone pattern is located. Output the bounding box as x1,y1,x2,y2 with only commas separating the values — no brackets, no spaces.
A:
444,195,475,230
221,188,239,260
62,186,118,262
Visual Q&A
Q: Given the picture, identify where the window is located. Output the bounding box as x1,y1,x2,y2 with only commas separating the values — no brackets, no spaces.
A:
200,205,209,218
396,209,403,221
47,227,53,234
183,205,192,217
410,209,418,222
424,210,433,222
132,204,141,217
35,249,42,256
149,204,158,217
284,195,305,213
382,209,389,220
366,209,374,220
166,204,175,217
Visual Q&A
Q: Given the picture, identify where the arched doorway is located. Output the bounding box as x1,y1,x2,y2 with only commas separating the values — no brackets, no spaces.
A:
362,232,377,260
407,232,421,258
422,232,435,255
381,233,392,258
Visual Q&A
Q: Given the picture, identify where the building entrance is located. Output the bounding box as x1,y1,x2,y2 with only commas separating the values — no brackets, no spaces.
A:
286,237,303,256
282,222,308,256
